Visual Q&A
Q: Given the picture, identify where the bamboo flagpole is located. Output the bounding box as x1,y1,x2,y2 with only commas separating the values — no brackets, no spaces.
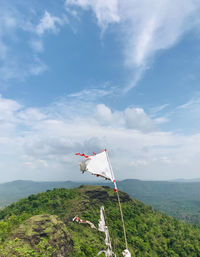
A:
105,150,128,250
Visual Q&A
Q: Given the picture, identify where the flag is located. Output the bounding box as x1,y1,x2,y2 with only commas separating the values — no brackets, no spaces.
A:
98,206,106,232
97,249,116,257
77,150,115,182
122,249,131,257
98,206,112,249
72,215,96,229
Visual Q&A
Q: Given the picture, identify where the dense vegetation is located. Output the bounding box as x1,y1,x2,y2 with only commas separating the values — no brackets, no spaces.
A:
0,185,200,256
1,179,200,224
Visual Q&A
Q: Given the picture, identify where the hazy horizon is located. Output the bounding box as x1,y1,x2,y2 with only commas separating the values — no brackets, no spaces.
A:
2,177,200,185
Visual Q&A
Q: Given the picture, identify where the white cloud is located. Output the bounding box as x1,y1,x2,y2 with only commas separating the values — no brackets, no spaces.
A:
96,104,113,125
66,0,200,89
154,117,169,124
0,94,199,181
0,94,21,113
124,107,155,131
95,104,155,132
66,0,120,30
36,11,65,35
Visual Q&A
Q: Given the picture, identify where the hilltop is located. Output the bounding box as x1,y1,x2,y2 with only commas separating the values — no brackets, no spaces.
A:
0,186,200,256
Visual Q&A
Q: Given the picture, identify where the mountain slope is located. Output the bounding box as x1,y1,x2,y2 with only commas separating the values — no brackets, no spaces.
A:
117,179,200,223
0,186,200,256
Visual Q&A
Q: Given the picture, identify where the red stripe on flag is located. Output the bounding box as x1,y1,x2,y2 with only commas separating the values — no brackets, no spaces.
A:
75,153,90,158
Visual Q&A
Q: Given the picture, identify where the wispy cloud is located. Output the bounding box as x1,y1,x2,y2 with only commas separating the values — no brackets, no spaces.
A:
148,94,200,133
177,97,200,110
150,104,169,115
66,0,120,31
0,3,67,84
0,56,48,82
66,0,200,90
36,11,67,35
67,85,118,101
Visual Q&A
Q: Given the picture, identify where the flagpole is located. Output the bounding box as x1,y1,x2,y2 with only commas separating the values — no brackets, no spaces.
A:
105,150,128,250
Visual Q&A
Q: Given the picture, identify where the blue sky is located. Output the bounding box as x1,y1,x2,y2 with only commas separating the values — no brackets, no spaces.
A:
1,0,200,182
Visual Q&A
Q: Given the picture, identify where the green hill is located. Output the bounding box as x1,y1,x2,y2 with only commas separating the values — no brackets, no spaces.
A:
0,186,200,256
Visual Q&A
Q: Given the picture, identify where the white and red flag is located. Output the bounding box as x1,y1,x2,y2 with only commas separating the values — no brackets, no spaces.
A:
72,215,96,229
76,150,116,183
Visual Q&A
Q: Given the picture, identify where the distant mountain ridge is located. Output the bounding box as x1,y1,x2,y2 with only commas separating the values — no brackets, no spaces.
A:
118,179,200,223
2,179,200,223
0,180,83,207
168,178,200,182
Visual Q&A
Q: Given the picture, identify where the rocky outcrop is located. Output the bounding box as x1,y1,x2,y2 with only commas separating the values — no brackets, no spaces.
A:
12,214,73,257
